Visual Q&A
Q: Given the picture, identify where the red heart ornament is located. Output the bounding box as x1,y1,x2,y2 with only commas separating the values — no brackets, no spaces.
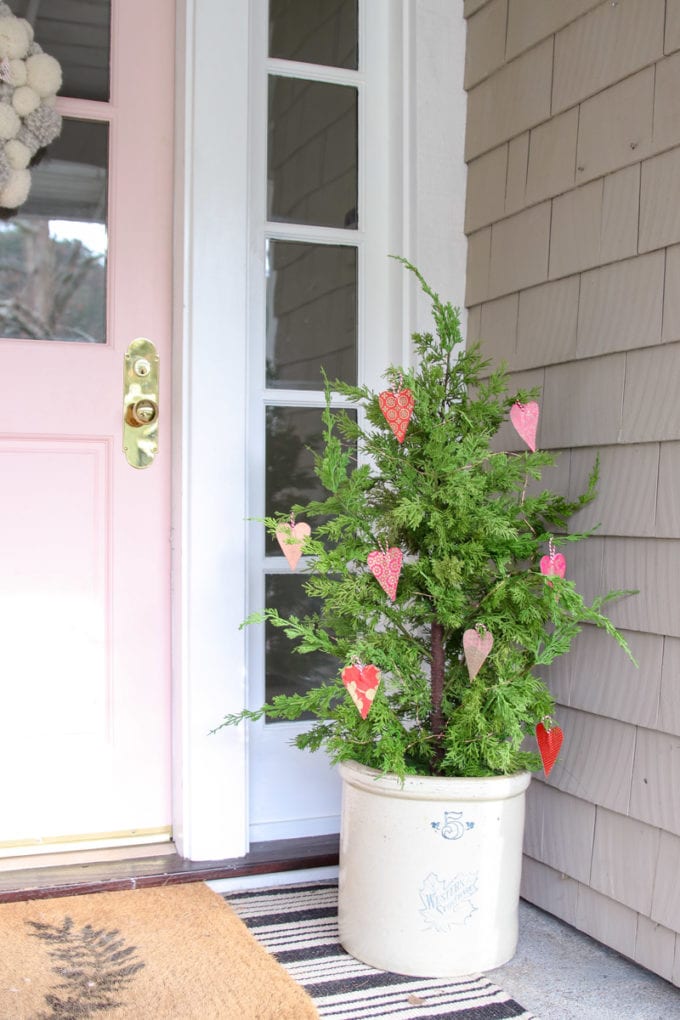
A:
463,627,493,680
540,552,566,580
379,388,414,444
276,521,311,571
536,722,563,777
367,547,403,601
342,663,381,719
510,401,539,452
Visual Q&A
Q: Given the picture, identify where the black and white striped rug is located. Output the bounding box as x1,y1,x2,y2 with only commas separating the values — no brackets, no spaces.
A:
227,883,536,1019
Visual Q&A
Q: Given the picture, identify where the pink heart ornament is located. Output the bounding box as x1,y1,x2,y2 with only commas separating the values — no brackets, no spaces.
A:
463,627,494,680
342,664,381,719
276,521,311,571
510,401,539,452
378,388,415,444
367,547,403,601
540,552,566,580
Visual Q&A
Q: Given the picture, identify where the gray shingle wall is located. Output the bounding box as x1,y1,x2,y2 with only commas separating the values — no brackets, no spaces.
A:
464,0,680,986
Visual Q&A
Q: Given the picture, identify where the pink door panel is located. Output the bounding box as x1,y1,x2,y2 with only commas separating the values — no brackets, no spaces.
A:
0,0,174,852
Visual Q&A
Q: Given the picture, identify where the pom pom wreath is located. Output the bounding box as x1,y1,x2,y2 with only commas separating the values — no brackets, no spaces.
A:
0,101,19,139
0,16,30,60
0,8,62,212
12,84,39,117
5,137,29,169
0,166,30,208
26,52,61,97
8,58,26,86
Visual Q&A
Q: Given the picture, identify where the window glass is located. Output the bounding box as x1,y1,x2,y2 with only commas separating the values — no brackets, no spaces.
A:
266,240,357,389
268,75,357,229
0,119,108,343
265,573,339,716
269,0,358,70
265,405,356,555
13,0,111,102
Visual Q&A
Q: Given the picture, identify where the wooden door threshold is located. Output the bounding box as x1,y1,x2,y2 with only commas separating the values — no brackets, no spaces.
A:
0,834,340,903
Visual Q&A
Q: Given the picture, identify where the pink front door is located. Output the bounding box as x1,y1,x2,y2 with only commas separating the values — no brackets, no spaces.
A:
0,2,174,853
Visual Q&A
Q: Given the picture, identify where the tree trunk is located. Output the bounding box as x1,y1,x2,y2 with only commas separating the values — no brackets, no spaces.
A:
430,621,445,769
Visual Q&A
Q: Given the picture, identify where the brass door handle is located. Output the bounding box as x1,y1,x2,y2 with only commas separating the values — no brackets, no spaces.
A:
126,397,159,427
123,338,159,468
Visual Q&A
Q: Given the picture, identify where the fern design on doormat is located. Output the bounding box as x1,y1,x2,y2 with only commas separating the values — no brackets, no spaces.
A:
26,916,145,1018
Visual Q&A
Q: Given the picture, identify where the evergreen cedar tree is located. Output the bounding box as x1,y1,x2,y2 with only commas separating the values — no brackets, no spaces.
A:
217,260,634,779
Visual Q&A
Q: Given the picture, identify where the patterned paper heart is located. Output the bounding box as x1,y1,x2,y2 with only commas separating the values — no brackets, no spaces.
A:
276,521,311,571
510,401,539,452
536,721,563,777
540,552,566,580
342,663,381,719
367,547,403,601
379,388,415,444
463,626,494,680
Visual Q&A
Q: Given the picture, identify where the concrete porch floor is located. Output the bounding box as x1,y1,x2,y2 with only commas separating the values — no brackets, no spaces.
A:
492,901,680,1019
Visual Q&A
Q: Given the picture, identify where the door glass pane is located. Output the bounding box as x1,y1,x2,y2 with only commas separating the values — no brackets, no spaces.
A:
267,239,357,389
0,118,108,343
13,0,111,102
266,405,356,555
265,573,339,715
269,0,358,70
268,75,357,228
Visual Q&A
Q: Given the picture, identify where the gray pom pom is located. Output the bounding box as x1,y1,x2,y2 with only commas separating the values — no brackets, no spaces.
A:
24,102,61,147
0,144,11,190
16,121,39,155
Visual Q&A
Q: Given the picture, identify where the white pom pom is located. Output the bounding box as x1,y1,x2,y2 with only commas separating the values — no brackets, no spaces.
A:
0,101,20,139
12,84,39,117
6,138,29,169
17,18,34,45
8,58,26,86
26,52,61,97
0,17,30,60
0,167,30,208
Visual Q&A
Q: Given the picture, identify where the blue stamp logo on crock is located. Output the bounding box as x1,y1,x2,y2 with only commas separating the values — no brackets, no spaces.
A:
419,871,479,931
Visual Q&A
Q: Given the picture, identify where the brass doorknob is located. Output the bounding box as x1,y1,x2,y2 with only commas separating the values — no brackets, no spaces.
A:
127,397,158,427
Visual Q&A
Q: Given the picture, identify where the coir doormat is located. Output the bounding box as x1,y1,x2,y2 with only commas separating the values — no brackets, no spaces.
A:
229,883,537,1020
0,882,318,1019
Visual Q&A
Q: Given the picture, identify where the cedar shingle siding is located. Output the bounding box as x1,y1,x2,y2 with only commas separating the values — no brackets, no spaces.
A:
464,0,680,986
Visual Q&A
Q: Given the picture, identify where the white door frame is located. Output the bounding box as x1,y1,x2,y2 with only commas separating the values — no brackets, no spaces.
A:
172,0,467,862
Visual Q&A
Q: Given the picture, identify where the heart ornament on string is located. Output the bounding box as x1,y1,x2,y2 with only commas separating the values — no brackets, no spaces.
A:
510,401,539,452
463,625,493,680
367,546,403,601
342,663,381,719
276,520,311,571
379,387,414,444
536,720,564,777
540,552,566,579
540,541,566,586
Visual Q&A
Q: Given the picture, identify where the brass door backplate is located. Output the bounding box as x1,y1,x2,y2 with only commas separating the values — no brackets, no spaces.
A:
123,338,159,468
